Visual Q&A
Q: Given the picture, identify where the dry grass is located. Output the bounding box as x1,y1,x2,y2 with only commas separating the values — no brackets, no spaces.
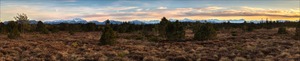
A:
0,28,299,61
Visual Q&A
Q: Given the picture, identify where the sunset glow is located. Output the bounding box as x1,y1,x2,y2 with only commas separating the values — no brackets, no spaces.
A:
0,0,299,21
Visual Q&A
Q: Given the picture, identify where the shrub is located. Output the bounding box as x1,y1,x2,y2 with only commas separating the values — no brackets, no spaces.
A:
194,23,217,41
246,27,254,32
231,31,238,36
192,21,201,33
0,22,6,34
49,26,60,33
277,27,288,34
7,21,20,39
36,21,49,34
166,20,185,41
83,22,97,32
69,30,75,35
99,20,116,45
246,22,255,32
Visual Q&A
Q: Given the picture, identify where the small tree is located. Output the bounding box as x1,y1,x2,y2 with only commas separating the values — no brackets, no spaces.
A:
194,23,217,41
14,13,31,32
36,21,49,34
159,17,169,37
7,21,20,39
99,20,116,45
166,20,185,41
277,27,288,34
295,21,300,40
0,22,6,34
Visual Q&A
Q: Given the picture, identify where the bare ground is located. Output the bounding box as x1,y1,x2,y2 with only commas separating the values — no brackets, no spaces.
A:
0,28,299,61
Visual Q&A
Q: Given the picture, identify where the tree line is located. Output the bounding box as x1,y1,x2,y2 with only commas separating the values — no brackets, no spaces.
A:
0,14,299,45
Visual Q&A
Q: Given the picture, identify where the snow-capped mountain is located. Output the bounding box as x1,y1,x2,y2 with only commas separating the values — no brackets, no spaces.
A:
44,18,88,24
143,20,160,24
29,20,38,24
2,18,296,25
228,19,246,23
108,20,122,25
129,20,145,25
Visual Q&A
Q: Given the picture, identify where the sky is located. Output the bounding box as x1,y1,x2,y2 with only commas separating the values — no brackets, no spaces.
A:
0,0,299,21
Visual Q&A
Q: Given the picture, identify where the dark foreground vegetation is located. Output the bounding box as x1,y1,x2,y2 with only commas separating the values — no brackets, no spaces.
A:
0,14,299,61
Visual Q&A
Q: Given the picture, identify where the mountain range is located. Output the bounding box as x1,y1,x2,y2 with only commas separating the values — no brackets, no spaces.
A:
2,18,293,25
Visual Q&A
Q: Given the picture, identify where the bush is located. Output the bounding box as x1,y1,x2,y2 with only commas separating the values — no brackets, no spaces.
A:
49,26,60,33
99,20,116,45
231,31,238,36
277,27,288,34
194,23,217,41
69,31,75,35
7,21,20,39
166,20,185,41
0,22,6,34
246,26,254,32
36,21,49,34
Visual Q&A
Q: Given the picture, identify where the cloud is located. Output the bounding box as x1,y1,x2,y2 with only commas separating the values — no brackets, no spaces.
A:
177,6,300,18
157,7,167,9
103,7,138,11
56,0,77,2
73,6,299,21
136,9,143,11
1,4,299,21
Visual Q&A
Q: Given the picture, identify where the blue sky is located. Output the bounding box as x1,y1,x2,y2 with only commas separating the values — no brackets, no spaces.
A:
1,0,299,21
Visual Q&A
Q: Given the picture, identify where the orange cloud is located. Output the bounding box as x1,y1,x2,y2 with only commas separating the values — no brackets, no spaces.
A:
1,5,299,21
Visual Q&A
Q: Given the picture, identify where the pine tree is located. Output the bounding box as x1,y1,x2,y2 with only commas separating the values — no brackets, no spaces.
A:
166,20,185,41
194,23,217,41
36,21,49,34
14,13,31,32
159,17,169,37
7,21,20,39
99,20,116,45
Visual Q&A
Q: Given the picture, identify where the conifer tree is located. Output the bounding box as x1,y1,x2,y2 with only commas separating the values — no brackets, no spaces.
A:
99,20,116,45
194,23,217,41
7,21,20,39
166,20,185,41
159,17,169,37
36,21,49,34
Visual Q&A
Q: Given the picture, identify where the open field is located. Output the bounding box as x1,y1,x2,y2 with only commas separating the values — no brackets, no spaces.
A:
0,28,299,61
